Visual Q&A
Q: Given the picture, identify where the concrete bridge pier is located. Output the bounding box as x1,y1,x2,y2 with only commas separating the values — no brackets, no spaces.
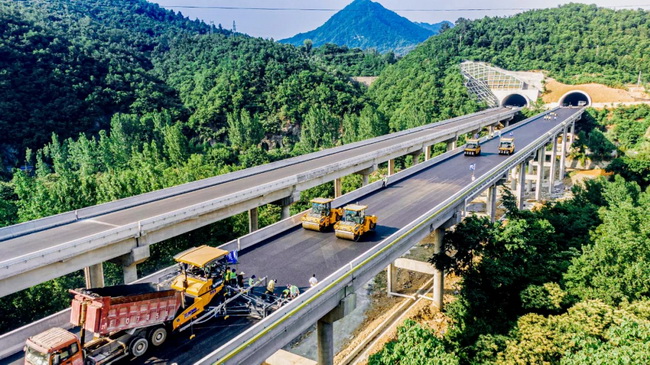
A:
334,178,343,198
559,125,569,180
446,137,457,151
424,145,432,161
388,159,396,176
548,135,558,194
118,245,150,284
509,167,517,191
486,185,497,222
358,166,376,187
431,228,445,309
526,160,534,194
535,145,546,201
317,292,356,365
84,263,104,289
411,149,422,166
249,207,259,232
386,262,397,295
515,163,526,209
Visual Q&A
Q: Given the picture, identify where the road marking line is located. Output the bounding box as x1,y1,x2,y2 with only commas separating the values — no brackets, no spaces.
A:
83,219,120,228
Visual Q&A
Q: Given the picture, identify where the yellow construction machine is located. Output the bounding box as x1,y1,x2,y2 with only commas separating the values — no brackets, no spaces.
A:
301,197,343,231
334,204,377,241
464,139,481,156
170,245,229,330
498,137,515,155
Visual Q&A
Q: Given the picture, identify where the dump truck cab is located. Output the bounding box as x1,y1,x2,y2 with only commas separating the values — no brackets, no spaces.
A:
301,198,343,231
334,204,377,241
171,245,229,330
464,139,481,156
25,327,82,365
498,137,515,155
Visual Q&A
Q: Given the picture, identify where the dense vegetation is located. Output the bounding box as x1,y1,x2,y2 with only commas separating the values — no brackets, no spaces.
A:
371,106,650,364
371,4,650,128
280,0,442,55
305,43,397,77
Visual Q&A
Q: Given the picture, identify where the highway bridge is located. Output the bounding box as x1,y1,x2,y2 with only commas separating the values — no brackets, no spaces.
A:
1,107,582,364
0,107,517,297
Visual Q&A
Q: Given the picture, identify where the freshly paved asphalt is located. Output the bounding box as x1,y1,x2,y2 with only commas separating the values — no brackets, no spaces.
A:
0,109,512,263
4,108,581,365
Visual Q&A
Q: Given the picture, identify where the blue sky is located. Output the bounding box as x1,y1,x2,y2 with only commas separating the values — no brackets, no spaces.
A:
151,0,650,40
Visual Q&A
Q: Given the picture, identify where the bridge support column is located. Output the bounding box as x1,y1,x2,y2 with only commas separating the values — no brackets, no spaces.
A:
249,207,259,232
504,119,510,128
425,145,432,161
526,160,534,194
446,137,457,151
119,245,150,284
317,293,356,365
516,163,526,210
84,263,104,289
386,263,397,296
357,166,375,187
486,185,497,222
509,167,517,191
488,125,495,137
272,196,295,220
535,146,546,201
548,135,558,195
570,120,576,144
432,228,445,310
411,150,422,166
559,125,568,180
388,159,395,176
334,178,343,198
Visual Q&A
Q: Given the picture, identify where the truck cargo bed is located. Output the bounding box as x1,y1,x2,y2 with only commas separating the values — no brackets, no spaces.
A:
70,283,182,335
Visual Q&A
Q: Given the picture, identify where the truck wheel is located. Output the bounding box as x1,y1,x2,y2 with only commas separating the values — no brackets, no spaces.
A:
149,326,168,346
130,337,149,357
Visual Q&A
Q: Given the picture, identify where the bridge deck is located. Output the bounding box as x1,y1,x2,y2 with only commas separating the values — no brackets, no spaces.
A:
0,108,511,262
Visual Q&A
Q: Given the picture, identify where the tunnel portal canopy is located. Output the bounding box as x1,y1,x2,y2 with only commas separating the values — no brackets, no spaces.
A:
460,61,530,108
559,91,591,107
501,93,529,107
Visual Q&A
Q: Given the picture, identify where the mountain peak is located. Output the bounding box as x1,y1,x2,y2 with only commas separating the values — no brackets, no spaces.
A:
279,0,450,55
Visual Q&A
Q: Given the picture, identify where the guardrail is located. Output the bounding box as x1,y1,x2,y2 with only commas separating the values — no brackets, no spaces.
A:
196,108,582,364
0,108,516,242
0,109,519,286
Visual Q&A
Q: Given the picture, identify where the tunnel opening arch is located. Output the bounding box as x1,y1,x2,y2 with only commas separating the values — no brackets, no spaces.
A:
501,93,530,107
559,90,591,107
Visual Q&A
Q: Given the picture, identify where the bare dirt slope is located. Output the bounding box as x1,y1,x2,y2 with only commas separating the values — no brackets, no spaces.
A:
543,79,650,103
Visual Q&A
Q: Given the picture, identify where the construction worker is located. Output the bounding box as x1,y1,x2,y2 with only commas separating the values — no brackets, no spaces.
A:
290,284,300,299
309,274,318,287
266,278,276,295
229,268,237,286
282,285,291,299
237,271,245,287
248,275,257,288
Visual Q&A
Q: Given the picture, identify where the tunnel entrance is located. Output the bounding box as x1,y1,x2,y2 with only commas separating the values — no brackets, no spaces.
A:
559,91,591,107
501,94,529,107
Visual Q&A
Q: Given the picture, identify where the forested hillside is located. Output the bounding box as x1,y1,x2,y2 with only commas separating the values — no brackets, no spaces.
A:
371,4,650,127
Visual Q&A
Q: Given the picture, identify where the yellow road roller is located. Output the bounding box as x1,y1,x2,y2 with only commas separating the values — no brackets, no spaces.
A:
464,139,481,156
334,204,377,241
301,198,343,231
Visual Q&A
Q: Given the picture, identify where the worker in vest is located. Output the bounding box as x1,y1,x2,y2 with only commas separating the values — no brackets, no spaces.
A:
266,278,276,296
230,268,238,286
282,285,291,298
237,271,245,287
248,275,257,288
290,284,300,299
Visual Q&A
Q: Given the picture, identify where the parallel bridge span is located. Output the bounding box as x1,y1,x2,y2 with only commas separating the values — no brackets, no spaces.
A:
0,108,517,297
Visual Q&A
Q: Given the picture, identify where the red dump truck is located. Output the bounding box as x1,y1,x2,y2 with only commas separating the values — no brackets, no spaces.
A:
24,283,182,365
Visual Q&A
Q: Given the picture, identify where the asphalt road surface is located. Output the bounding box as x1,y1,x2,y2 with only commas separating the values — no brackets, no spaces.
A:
0,108,513,263
5,108,581,365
